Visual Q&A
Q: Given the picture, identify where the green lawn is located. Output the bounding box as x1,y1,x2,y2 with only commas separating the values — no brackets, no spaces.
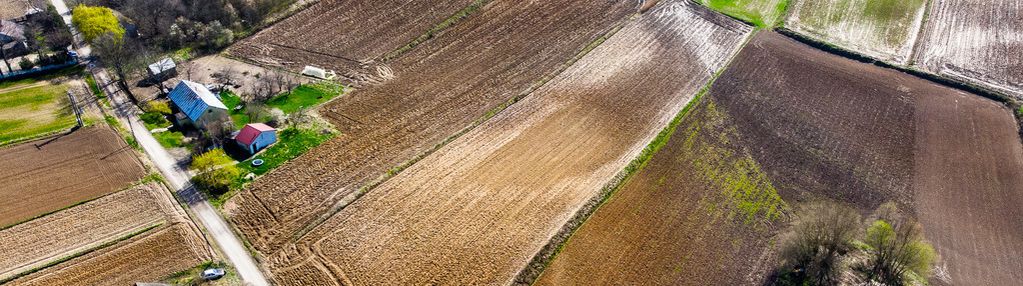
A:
220,91,260,129
238,128,333,176
266,81,344,114
701,0,789,28
0,83,76,145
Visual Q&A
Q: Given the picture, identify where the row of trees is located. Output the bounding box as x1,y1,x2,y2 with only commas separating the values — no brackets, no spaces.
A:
776,202,937,285
0,5,72,75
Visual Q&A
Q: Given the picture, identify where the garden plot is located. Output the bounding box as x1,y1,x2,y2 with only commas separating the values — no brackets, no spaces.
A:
786,0,927,63
0,126,145,227
0,183,180,282
540,31,1023,286
226,0,638,256
260,2,751,284
914,0,1023,98
0,81,76,145
228,0,474,77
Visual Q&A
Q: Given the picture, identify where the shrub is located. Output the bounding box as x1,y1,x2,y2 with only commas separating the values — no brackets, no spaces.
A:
71,5,124,43
18,58,35,70
145,100,173,115
190,149,239,195
778,201,862,285
863,219,937,285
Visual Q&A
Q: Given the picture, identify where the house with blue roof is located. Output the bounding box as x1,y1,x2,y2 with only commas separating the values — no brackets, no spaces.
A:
168,80,229,130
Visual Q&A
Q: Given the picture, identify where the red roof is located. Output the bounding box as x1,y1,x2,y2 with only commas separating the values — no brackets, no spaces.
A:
236,123,275,145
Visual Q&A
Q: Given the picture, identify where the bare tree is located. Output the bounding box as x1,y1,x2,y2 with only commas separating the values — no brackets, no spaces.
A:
212,65,238,88
124,0,172,38
244,102,267,124
778,201,862,285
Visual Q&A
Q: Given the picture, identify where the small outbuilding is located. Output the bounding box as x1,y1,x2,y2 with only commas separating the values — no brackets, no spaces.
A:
168,80,229,130
235,123,277,154
301,65,336,80
148,58,176,82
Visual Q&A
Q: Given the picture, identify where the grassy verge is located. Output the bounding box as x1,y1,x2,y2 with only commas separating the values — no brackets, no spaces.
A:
161,260,240,286
104,115,140,150
0,223,163,284
84,73,104,99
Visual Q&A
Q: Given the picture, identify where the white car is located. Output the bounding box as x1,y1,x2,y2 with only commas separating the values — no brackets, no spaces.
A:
201,268,226,280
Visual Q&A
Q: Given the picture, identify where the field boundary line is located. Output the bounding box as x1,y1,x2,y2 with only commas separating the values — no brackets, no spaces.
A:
776,27,1017,104
0,222,164,284
380,0,494,62
512,27,759,285
904,0,934,66
0,218,165,281
292,12,643,244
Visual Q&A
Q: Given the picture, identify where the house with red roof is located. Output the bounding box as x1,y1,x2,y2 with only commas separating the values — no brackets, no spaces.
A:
235,123,277,154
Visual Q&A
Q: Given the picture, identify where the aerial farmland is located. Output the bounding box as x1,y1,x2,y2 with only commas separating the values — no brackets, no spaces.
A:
3,0,1023,285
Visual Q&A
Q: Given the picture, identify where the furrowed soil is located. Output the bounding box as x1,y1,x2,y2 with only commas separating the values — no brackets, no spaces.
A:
0,184,171,281
914,0,1023,99
537,98,785,286
0,126,145,227
261,2,751,285
786,0,927,63
540,31,1023,285
7,224,211,286
226,0,638,256
228,0,474,77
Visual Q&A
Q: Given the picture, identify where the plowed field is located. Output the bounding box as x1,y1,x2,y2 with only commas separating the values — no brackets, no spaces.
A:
0,126,145,227
786,0,927,63
0,184,169,281
227,0,638,256
228,0,473,77
914,0,1023,98
537,98,785,286
7,224,210,286
258,2,751,285
539,32,1023,285
0,0,31,20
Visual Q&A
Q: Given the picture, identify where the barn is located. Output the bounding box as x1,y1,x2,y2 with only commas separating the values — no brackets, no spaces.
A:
168,80,229,130
235,123,277,154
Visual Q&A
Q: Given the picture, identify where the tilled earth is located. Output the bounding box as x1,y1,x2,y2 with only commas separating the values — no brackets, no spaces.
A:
0,126,145,227
259,1,751,284
913,0,1023,99
226,0,639,257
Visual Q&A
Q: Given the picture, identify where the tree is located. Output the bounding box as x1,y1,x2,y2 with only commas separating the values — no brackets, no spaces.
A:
92,33,151,103
863,219,937,285
778,202,862,285
123,0,172,38
190,148,239,195
71,4,124,43
212,65,238,88
244,102,267,124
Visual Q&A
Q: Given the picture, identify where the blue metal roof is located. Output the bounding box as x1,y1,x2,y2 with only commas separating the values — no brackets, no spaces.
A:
168,80,226,122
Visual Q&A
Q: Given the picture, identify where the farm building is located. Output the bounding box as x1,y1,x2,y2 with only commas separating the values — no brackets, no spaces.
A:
148,58,177,81
168,80,229,130
235,123,277,154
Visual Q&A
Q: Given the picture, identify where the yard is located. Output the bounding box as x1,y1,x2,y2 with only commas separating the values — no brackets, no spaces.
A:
0,81,76,145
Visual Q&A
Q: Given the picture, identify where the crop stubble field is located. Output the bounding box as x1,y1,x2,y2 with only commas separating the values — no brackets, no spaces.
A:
226,0,638,257
257,1,752,285
0,185,171,281
786,0,927,63
228,0,473,79
1,181,213,285
0,126,145,227
539,32,1023,285
914,0,1023,98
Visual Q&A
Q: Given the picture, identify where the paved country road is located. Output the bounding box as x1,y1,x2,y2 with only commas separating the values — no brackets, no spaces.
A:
49,0,270,285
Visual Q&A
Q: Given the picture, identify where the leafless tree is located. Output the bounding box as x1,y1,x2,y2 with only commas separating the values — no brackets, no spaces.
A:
244,102,267,124
212,65,238,88
124,0,173,38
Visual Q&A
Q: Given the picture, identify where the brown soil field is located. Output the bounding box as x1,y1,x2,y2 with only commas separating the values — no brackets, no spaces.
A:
539,32,1023,285
228,0,473,77
256,2,752,284
7,224,211,286
226,0,639,256
0,126,146,227
913,0,1023,98
537,98,785,286
0,184,171,281
0,0,31,20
